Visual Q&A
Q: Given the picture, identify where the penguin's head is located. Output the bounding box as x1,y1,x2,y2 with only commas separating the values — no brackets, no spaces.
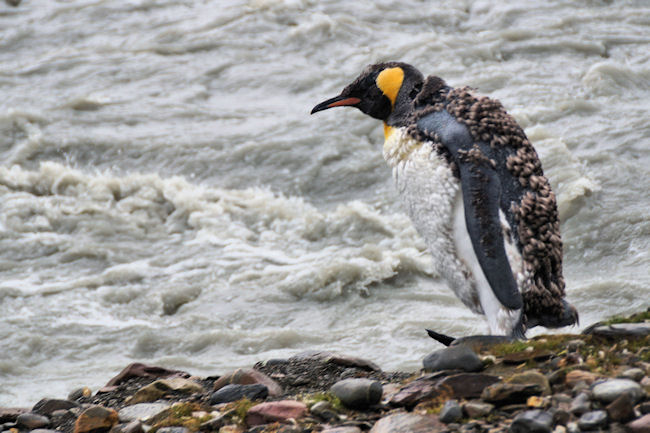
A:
311,62,424,122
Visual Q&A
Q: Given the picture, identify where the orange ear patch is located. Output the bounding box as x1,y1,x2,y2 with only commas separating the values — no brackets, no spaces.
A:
376,67,404,107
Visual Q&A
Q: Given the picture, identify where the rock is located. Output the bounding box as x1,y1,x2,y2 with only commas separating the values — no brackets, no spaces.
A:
321,427,362,433
509,410,553,433
210,383,269,404
503,350,554,364
437,373,501,399
606,392,636,422
30,430,59,433
639,401,650,415
213,368,282,397
32,398,79,416
5,0,21,6
582,323,650,338
463,400,494,418
330,378,382,409
309,401,339,422
509,371,551,396
128,378,204,404
565,370,600,387
569,393,590,416
290,351,381,371
0,408,29,423
74,406,119,433
16,413,50,429
156,428,189,433
51,409,77,428
553,409,570,426
68,387,92,401
619,368,645,382
577,410,608,430
439,400,462,424
566,340,586,352
591,378,643,403
423,345,483,372
117,403,171,424
566,422,579,433
369,412,444,433
245,400,307,427
389,378,439,408
627,414,650,433
106,363,189,387
109,420,144,433
481,383,543,406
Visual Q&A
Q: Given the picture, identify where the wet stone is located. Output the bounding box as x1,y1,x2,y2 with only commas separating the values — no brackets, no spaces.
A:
210,383,268,404
32,399,79,416
16,413,50,429
423,345,483,372
369,412,444,433
331,378,382,409
509,410,553,433
592,378,643,403
68,387,92,401
577,410,608,431
439,399,462,424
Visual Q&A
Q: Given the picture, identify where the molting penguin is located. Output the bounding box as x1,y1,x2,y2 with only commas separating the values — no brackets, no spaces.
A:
311,62,578,337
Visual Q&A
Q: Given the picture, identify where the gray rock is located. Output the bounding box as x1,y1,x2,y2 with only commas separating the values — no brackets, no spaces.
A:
619,368,645,382
423,345,483,372
309,401,339,422
321,427,362,433
30,430,59,433
509,410,553,433
16,413,50,429
439,400,462,424
32,399,79,416
117,403,171,424
566,422,579,433
209,383,268,404
463,400,494,418
331,378,382,409
577,410,608,430
583,323,650,338
68,387,92,401
369,412,443,433
591,379,643,403
109,420,145,433
569,393,590,416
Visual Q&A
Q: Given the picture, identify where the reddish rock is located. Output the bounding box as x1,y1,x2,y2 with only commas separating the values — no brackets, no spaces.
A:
213,368,282,397
437,373,501,399
606,392,635,422
245,400,307,426
74,406,119,433
565,370,600,387
369,412,444,433
627,414,650,433
481,382,543,406
106,363,190,387
389,378,439,408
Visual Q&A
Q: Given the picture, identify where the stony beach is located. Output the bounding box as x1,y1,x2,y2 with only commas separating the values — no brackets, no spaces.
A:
2,310,649,433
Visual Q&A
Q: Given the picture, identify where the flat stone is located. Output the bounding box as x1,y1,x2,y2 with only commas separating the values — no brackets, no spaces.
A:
210,383,268,404
117,403,171,424
32,399,79,416
423,345,483,372
627,414,650,433
509,371,551,396
592,378,643,403
330,378,382,409
439,400,462,424
106,363,189,387
0,408,29,423
128,378,204,404
369,412,444,433
213,368,282,397
509,410,553,433
74,405,119,433
577,410,608,430
437,373,501,399
463,400,494,418
16,413,50,429
565,370,600,387
246,400,307,427
389,378,439,408
481,383,543,406
569,393,590,416
619,368,645,382
290,351,380,371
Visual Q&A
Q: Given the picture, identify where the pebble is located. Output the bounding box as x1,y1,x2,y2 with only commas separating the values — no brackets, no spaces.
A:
369,412,444,433
109,420,144,433
619,368,645,382
210,383,268,404
509,410,553,433
577,410,608,430
68,387,92,401
606,392,636,422
330,378,382,409
32,399,79,416
422,345,483,372
626,414,650,433
592,378,643,403
463,400,494,418
437,373,501,399
16,413,50,429
198,413,226,431
74,406,119,433
481,383,543,405
117,403,171,424
439,400,462,424
509,371,551,396
321,427,362,433
565,370,600,387
388,378,438,408
569,393,590,416
213,368,282,397
245,400,307,427
129,378,204,404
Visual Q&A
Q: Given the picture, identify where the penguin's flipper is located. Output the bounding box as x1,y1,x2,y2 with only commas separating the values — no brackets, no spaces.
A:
426,329,456,346
416,110,523,310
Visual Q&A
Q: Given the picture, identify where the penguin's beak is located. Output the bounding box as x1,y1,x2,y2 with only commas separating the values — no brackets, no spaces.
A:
311,95,361,114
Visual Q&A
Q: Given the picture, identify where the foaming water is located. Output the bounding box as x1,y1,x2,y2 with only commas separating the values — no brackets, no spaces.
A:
0,0,648,406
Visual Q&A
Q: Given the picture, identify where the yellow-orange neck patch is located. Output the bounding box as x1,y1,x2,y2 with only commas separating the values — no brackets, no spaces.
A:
376,67,404,107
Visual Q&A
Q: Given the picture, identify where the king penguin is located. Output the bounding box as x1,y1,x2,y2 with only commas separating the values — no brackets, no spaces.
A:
311,62,578,337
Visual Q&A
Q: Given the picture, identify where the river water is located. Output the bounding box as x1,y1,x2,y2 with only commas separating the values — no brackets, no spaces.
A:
0,0,648,406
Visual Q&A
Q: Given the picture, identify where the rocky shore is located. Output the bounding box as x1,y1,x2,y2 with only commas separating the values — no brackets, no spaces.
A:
2,310,649,433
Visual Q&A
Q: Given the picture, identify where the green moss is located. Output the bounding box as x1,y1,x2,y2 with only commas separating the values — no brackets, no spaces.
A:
489,334,579,357
302,392,344,412
602,310,650,325
150,402,212,433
